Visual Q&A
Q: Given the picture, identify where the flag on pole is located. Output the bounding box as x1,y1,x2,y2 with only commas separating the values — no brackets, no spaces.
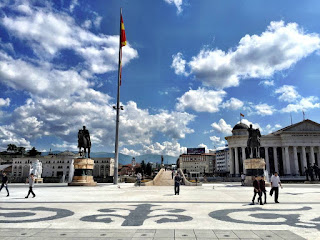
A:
119,13,126,86
240,113,244,117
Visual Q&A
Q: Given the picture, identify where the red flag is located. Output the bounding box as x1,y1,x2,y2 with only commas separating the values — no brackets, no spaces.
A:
240,113,244,117
119,13,126,86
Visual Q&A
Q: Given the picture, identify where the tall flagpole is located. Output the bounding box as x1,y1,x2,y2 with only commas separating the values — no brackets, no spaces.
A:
113,8,122,185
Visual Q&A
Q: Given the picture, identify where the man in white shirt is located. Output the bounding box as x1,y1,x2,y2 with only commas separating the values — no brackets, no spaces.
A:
241,173,245,186
270,172,282,203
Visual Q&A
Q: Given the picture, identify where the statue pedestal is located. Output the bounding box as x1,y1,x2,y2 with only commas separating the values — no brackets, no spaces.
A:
244,158,269,186
68,158,97,186
35,178,43,183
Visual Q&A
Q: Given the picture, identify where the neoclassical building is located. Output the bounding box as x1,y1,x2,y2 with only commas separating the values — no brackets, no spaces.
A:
225,119,320,177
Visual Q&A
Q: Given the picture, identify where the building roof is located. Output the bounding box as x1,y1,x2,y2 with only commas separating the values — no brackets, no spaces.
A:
268,119,320,136
232,123,249,130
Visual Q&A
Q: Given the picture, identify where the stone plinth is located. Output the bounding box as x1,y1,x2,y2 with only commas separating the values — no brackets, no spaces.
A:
244,158,267,186
68,158,97,186
35,178,43,183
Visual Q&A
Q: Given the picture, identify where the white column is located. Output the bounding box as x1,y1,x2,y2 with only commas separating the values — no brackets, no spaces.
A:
264,147,270,173
242,147,246,173
235,147,239,176
310,146,315,165
229,148,234,176
282,147,286,171
302,146,307,169
284,146,291,175
293,146,299,175
273,147,278,173
318,146,320,165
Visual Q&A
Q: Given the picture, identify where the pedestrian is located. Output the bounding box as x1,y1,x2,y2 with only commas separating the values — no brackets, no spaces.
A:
195,177,198,186
252,176,262,205
304,167,309,181
171,170,174,179
25,173,36,198
241,172,245,186
260,177,267,204
312,163,319,180
174,173,181,195
136,172,142,187
308,165,314,181
270,172,282,203
0,172,9,197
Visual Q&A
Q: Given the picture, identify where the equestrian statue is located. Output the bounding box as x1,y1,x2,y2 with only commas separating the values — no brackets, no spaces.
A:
247,124,261,158
78,126,91,158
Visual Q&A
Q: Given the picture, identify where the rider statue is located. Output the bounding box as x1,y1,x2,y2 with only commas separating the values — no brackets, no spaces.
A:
247,124,261,158
78,126,91,158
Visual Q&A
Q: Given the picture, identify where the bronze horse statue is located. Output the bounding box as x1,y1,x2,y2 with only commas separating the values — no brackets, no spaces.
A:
78,126,91,158
247,124,261,158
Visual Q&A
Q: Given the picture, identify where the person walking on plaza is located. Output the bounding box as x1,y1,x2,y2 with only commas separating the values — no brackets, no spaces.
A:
259,177,267,204
313,163,320,181
25,173,36,198
171,170,174,179
0,172,9,197
304,167,309,181
270,172,282,203
174,173,181,195
252,176,262,205
241,172,245,186
136,172,142,187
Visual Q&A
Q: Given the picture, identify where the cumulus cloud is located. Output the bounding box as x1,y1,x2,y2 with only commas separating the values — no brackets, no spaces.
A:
121,148,140,156
0,98,10,107
222,97,244,110
142,141,187,156
265,124,282,134
259,80,274,87
210,136,225,147
211,119,232,135
254,103,276,116
176,88,226,112
1,3,138,74
275,85,300,102
173,21,320,89
171,52,189,76
164,0,183,14
281,96,320,113
0,126,31,150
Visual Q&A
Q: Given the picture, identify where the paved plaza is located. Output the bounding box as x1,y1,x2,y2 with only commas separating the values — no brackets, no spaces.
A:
0,183,319,239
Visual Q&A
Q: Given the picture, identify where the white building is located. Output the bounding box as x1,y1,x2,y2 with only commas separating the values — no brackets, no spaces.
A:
12,151,114,180
211,148,230,174
178,152,216,177
225,119,320,177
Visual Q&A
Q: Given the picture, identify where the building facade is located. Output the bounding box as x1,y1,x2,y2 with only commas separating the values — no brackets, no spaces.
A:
225,119,320,177
211,148,230,174
93,158,114,177
178,150,216,177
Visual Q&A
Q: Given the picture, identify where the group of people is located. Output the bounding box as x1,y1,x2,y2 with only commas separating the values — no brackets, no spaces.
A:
251,172,282,205
304,163,320,181
0,172,36,198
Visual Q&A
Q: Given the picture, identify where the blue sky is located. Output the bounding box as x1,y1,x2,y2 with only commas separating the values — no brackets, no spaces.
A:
0,0,320,156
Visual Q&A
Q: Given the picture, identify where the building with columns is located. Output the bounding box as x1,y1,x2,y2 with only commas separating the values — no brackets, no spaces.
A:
225,119,320,177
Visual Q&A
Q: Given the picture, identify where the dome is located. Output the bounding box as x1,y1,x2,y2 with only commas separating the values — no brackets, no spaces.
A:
232,123,249,130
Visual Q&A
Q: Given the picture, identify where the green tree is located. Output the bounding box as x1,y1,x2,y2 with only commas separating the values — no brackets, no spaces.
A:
27,147,41,156
7,144,17,152
141,160,146,175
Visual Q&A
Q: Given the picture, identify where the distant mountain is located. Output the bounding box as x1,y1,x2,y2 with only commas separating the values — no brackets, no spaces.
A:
42,151,178,165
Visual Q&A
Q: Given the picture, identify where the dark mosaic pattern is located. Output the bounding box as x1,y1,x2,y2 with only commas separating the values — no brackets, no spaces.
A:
209,206,320,230
80,204,193,226
0,207,74,223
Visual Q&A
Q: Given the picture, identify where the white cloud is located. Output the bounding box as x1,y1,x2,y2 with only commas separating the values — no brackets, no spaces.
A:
255,103,275,116
142,141,187,156
0,98,10,107
265,124,282,134
171,52,188,76
210,136,225,147
1,4,138,74
211,119,232,135
121,148,140,156
69,0,79,12
259,80,274,86
281,96,320,113
52,141,78,151
0,126,31,150
176,87,226,112
175,21,320,89
275,85,300,102
164,0,183,14
222,97,244,110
